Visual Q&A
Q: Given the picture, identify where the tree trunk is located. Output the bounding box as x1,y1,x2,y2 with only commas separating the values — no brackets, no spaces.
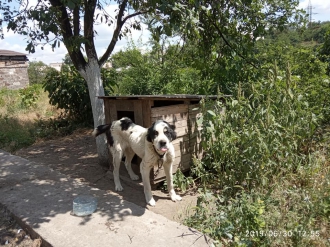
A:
80,58,110,167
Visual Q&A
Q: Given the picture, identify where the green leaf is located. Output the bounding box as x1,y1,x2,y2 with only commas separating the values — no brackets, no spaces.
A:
67,0,76,10
207,110,216,116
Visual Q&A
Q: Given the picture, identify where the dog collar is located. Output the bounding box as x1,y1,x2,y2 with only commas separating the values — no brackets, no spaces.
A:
153,145,166,159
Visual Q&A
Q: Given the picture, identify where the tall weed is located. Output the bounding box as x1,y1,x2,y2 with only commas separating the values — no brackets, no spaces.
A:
0,85,81,152
18,84,41,109
193,73,317,191
186,64,329,246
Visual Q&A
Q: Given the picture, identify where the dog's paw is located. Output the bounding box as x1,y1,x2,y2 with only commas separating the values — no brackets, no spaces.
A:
171,194,182,202
115,185,124,191
130,174,139,181
147,198,156,207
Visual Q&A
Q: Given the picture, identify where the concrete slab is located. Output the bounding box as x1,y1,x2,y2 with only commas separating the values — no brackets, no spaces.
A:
0,150,211,247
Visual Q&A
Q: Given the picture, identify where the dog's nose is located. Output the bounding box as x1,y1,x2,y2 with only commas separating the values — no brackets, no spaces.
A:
159,140,167,147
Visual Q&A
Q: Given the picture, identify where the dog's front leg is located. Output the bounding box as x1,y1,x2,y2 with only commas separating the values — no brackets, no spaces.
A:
112,148,124,191
164,162,182,202
140,160,156,206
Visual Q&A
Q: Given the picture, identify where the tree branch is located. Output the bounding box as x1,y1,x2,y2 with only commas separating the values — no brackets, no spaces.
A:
73,6,80,37
84,0,98,61
122,11,145,24
209,17,259,69
49,0,86,70
99,0,129,66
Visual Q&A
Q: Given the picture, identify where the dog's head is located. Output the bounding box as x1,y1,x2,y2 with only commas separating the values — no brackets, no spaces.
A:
146,120,177,155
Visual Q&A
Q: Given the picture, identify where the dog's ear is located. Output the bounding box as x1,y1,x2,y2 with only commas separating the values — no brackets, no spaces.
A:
168,124,177,141
146,123,155,142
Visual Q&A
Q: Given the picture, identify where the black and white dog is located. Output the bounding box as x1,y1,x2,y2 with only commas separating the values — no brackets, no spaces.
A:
92,117,182,206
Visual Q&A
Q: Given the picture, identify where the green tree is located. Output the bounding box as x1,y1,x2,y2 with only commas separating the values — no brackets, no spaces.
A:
110,40,213,95
28,61,53,84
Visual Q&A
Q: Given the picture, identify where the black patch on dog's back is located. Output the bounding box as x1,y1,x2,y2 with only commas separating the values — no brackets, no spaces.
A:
120,117,134,131
106,131,114,147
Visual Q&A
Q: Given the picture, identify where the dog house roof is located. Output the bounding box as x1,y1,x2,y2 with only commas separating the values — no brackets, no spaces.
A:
98,94,226,100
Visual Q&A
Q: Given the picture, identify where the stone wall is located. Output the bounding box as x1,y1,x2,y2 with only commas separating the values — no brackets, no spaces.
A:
0,61,29,90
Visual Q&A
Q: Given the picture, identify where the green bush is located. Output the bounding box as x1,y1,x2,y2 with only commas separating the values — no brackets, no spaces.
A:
185,65,329,246
43,67,92,123
43,66,116,124
19,84,42,109
193,78,317,191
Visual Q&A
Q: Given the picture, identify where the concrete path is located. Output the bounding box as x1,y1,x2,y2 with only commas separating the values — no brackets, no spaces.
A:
0,150,211,247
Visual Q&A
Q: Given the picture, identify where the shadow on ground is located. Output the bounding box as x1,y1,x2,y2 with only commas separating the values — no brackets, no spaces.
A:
0,150,146,230
14,129,198,223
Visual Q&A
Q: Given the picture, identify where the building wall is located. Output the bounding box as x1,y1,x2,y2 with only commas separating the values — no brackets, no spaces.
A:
0,61,29,89
49,63,62,71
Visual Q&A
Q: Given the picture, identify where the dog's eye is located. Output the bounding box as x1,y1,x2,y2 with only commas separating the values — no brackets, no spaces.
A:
154,131,158,136
164,128,168,133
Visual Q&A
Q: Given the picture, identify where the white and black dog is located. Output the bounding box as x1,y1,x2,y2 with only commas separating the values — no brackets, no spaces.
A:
92,117,182,206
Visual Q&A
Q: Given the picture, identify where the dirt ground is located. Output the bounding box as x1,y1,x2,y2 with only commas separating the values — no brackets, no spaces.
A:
0,203,42,247
14,128,199,223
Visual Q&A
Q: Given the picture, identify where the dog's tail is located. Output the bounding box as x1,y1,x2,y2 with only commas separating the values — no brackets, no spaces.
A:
92,124,114,146
92,124,110,137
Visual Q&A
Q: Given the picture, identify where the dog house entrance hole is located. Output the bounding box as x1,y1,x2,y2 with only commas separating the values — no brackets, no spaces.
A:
117,111,135,121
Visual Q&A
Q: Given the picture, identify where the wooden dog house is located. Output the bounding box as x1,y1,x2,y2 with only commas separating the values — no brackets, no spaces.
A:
99,94,219,183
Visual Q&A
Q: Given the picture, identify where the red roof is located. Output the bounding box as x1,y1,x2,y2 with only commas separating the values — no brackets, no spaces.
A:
0,49,27,57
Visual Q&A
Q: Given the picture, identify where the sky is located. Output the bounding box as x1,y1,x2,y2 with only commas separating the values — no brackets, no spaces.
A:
0,0,329,65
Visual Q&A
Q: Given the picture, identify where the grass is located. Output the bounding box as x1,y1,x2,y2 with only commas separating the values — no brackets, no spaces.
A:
0,85,84,153
183,127,330,247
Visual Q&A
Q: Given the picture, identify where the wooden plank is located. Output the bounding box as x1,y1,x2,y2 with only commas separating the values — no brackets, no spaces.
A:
172,136,183,145
108,100,118,124
188,104,201,112
172,126,188,137
151,112,188,123
151,104,188,117
133,100,143,126
189,135,203,160
114,100,135,111
189,112,203,119
103,100,112,124
190,131,202,140
180,160,191,171
152,153,191,182
188,103,201,108
143,100,153,128
173,119,188,128
151,117,188,128
173,140,190,156
190,125,203,134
